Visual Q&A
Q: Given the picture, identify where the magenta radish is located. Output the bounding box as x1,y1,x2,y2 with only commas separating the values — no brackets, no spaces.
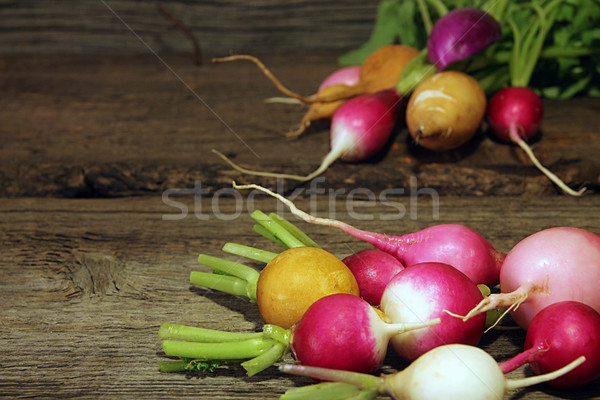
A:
463,227,600,329
428,7,502,71
214,89,399,181
232,183,505,287
487,87,586,196
290,293,439,374
159,293,439,376
279,344,586,400
342,249,404,306
380,262,486,361
500,301,600,389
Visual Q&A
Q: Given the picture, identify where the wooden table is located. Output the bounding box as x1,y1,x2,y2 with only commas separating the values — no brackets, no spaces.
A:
1,53,599,399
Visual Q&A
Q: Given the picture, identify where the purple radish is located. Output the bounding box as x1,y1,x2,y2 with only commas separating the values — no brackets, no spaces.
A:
214,89,400,181
500,301,600,389
463,227,600,329
232,183,505,287
279,344,586,400
381,262,486,361
342,249,404,306
428,7,502,71
487,86,586,196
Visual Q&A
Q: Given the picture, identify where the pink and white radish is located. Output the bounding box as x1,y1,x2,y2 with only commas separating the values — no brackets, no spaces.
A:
463,227,600,329
500,301,600,389
215,89,400,181
232,183,506,287
279,344,586,400
487,87,586,196
290,293,439,374
381,262,486,361
318,66,362,93
342,249,404,306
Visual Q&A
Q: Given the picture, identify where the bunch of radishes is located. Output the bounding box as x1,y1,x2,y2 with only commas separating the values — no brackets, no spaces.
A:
157,186,600,398
211,4,588,196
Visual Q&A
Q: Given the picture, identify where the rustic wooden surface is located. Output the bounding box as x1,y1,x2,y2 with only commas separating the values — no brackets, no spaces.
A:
0,53,598,197
0,52,599,399
0,0,378,54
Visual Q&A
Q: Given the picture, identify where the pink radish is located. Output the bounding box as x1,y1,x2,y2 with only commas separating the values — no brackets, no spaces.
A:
159,293,439,376
318,65,361,92
279,344,586,400
342,249,404,306
463,227,600,329
232,183,505,287
290,293,439,374
381,262,486,361
214,89,400,181
500,301,600,389
487,87,586,196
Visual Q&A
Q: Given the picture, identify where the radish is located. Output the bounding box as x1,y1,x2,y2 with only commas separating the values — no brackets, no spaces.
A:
499,301,600,389
486,2,586,196
289,293,439,374
279,344,586,400
342,249,404,306
406,70,487,151
381,262,486,362
214,89,400,181
232,183,506,287
317,65,361,93
159,293,440,376
463,227,600,329
427,7,502,71
487,86,586,196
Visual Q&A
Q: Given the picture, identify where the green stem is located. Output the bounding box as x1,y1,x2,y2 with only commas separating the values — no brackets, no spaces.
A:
159,360,188,373
162,337,274,360
416,0,432,35
222,242,278,263
197,254,260,283
190,271,257,301
158,323,263,342
281,382,378,400
251,210,306,248
241,341,288,376
269,213,320,248
253,224,290,249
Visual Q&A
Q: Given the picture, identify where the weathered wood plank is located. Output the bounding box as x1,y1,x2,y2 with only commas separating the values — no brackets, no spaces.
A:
0,0,377,54
0,195,599,399
0,53,598,198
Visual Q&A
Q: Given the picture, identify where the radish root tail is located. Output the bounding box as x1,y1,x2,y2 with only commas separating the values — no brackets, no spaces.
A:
509,128,586,196
232,181,354,232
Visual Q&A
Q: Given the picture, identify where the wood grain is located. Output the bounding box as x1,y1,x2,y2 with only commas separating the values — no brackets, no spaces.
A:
0,53,598,198
1,195,599,399
0,0,377,54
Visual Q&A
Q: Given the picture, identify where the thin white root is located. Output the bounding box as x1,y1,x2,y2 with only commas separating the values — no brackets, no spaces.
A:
264,97,304,105
232,181,352,232
505,356,586,391
513,135,586,196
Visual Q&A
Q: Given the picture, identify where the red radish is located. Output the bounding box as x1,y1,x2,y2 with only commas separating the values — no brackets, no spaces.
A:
318,65,361,92
233,183,506,287
463,227,600,329
487,87,586,196
214,89,400,181
381,262,486,361
279,344,586,400
500,301,600,389
290,293,439,373
342,249,404,306
160,293,440,376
